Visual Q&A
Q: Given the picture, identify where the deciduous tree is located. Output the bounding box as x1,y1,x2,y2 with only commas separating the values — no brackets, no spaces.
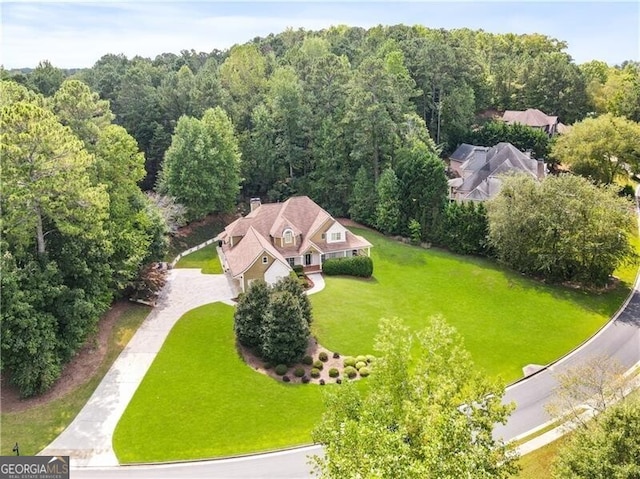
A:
312,316,518,478
551,114,640,184
486,174,636,286
158,107,241,220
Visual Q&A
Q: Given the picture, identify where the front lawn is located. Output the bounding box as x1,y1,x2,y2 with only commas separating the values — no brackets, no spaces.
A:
174,243,223,274
113,303,327,463
115,227,636,462
312,228,632,382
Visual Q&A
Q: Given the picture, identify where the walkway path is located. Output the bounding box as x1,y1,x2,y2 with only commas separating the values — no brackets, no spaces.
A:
41,269,233,467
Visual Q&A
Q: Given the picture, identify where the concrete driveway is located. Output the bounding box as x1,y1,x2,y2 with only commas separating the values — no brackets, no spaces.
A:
41,269,233,467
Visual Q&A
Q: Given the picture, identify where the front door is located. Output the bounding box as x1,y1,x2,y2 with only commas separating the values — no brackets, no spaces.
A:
304,253,312,266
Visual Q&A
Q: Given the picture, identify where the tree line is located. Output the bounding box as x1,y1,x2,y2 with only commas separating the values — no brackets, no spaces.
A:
4,26,638,206
2,24,639,397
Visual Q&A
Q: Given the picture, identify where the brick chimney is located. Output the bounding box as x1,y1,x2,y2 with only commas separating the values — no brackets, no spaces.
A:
250,197,262,212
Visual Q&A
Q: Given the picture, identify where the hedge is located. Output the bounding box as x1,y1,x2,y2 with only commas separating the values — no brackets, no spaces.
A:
322,256,373,278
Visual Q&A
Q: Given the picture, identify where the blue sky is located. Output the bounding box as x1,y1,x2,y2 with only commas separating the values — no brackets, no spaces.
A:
1,1,638,69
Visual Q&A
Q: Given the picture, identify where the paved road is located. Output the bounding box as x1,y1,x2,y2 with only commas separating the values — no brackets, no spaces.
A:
51,214,640,478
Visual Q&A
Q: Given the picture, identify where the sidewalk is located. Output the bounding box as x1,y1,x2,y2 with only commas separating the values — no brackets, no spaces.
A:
40,269,233,467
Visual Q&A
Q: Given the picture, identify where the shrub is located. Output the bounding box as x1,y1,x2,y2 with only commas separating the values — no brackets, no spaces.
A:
336,378,342,384
333,352,340,359
302,375,310,384
282,375,290,383
310,368,321,378
319,379,325,386
318,351,329,362
322,256,373,278
356,355,367,364
366,355,376,363
344,366,357,379
263,362,273,370
275,364,288,376
355,361,367,370
313,360,324,370
328,368,339,378
302,355,313,365
292,264,304,275
343,356,357,367
359,367,370,377
294,366,305,377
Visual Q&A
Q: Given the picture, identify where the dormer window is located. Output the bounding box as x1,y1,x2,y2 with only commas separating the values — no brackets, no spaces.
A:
284,229,293,244
331,232,342,241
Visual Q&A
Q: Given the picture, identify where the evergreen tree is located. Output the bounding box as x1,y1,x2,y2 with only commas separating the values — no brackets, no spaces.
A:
261,291,310,365
233,280,270,351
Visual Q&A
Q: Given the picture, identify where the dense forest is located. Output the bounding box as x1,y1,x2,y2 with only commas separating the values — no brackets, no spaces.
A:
2,24,640,397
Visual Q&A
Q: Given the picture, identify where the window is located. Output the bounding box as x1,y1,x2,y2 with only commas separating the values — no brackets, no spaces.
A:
284,229,293,244
287,257,295,267
330,232,342,241
262,256,268,264
321,233,326,240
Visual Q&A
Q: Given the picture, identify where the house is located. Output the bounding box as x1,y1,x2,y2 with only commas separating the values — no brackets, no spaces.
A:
448,142,545,202
502,108,569,136
217,196,372,293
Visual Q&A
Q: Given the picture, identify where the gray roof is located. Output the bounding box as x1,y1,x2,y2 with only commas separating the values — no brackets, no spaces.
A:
449,142,544,201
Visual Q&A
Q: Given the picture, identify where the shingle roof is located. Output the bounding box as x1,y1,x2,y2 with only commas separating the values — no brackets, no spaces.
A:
502,109,558,128
449,142,544,201
220,196,373,277
222,226,289,278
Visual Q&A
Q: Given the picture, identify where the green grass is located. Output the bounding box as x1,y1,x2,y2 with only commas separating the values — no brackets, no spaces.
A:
114,303,330,463
0,303,150,456
114,227,638,462
312,228,633,382
515,435,570,479
174,243,223,274
166,215,227,261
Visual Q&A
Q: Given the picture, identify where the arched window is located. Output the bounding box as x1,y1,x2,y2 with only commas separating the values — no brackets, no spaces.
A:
284,229,293,244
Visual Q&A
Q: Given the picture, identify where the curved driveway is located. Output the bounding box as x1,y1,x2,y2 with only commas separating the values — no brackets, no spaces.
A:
51,204,640,477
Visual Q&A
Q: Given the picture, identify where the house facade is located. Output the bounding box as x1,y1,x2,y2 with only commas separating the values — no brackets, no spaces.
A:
218,196,372,293
448,142,545,202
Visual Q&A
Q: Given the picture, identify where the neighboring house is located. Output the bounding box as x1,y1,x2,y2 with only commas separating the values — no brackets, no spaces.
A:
218,196,372,293
502,108,569,136
448,142,545,201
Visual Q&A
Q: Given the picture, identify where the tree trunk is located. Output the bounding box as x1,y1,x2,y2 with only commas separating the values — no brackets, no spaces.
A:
35,205,46,255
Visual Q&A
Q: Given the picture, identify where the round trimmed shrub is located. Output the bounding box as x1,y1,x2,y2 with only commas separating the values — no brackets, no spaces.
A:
319,351,329,362
310,367,321,378
355,361,367,370
302,375,310,384
319,379,325,386
294,366,305,378
263,362,273,370
302,355,313,365
344,366,357,379
359,367,370,377
333,352,340,359
343,356,356,367
275,364,288,376
328,367,339,378
356,355,367,364
282,375,290,382
313,360,324,370
366,355,376,363
336,378,342,384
